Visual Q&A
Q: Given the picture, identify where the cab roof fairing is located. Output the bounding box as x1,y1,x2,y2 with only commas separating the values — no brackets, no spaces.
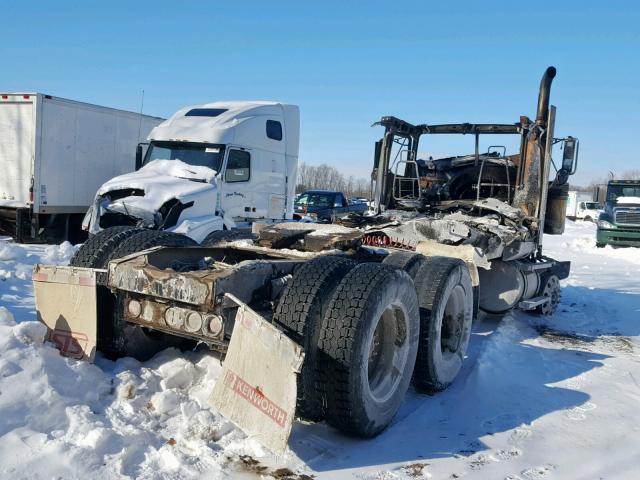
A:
147,101,300,157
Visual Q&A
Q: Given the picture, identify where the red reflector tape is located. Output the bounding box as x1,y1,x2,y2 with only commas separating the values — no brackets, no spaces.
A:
78,275,95,286
32,272,49,282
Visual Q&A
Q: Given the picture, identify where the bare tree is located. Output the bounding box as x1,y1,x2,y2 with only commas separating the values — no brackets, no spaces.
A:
296,162,370,198
621,169,640,180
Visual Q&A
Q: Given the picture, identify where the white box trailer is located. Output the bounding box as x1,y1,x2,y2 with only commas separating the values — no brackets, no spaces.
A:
0,93,164,242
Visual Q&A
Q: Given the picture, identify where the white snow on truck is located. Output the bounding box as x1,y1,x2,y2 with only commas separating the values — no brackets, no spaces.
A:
82,101,300,243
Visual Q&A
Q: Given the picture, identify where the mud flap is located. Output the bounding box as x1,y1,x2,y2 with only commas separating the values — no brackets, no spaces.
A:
209,294,304,454
32,265,99,361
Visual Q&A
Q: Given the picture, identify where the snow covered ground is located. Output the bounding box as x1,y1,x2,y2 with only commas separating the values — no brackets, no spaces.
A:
0,221,638,479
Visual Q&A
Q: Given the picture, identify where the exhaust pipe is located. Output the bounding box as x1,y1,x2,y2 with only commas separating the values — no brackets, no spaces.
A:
535,66,557,126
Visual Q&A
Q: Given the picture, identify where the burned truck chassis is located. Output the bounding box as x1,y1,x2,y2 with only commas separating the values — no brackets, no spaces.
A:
34,66,578,442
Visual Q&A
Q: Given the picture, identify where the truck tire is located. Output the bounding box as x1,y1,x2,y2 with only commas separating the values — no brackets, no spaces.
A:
534,274,561,316
106,230,198,263
272,256,356,420
382,251,427,279
201,229,255,247
318,263,419,437
69,226,143,269
412,257,473,393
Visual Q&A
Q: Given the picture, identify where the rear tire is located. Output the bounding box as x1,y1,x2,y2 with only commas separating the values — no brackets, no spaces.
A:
412,257,473,393
106,230,197,263
272,256,356,420
382,251,427,280
69,226,143,269
319,263,419,437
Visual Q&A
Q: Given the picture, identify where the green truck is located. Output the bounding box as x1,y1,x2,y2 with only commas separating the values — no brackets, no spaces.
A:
596,179,640,247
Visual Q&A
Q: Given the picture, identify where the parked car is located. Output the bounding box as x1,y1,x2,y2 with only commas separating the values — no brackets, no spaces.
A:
294,190,367,222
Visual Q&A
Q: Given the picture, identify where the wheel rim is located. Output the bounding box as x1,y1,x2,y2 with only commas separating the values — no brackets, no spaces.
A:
366,303,410,403
440,285,465,359
541,276,560,315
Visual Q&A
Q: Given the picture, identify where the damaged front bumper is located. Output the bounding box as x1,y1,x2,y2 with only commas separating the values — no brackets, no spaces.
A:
84,196,159,234
597,227,640,247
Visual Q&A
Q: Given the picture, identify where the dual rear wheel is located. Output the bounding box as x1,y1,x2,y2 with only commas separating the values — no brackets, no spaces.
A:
274,252,473,437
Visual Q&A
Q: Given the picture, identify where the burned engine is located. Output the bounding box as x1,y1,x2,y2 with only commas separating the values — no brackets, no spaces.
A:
412,152,518,207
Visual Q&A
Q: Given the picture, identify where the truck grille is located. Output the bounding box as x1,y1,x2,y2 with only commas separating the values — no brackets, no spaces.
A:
614,211,640,226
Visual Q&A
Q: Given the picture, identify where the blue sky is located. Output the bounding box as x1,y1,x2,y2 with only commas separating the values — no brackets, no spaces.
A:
1,0,638,185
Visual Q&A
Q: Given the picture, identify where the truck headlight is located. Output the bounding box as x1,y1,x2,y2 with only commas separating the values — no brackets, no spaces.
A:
597,219,616,229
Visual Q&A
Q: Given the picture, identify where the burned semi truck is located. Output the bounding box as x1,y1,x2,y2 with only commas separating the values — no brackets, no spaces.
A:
33,67,577,450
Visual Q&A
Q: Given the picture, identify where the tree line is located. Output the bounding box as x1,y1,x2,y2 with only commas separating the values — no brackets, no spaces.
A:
296,162,370,198
575,169,640,203
296,162,640,202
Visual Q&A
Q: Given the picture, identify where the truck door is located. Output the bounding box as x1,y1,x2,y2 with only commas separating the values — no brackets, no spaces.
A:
578,202,585,218
220,148,253,221
334,193,349,219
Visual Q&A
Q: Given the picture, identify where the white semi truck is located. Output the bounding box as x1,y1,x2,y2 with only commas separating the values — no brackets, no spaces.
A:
82,101,300,243
0,93,164,243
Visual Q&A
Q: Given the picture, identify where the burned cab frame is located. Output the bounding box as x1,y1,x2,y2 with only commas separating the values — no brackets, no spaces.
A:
367,66,578,313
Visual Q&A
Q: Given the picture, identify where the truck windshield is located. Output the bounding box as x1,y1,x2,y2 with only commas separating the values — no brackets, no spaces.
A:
296,193,333,208
585,202,600,209
607,184,640,201
143,141,225,172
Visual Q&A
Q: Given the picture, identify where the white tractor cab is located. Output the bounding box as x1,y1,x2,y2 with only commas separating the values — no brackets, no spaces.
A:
82,101,300,243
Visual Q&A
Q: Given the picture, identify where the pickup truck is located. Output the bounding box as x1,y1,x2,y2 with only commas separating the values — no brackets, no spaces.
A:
294,190,367,223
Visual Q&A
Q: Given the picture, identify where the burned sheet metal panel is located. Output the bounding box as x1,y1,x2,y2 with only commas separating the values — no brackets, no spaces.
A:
213,260,299,306
257,222,363,252
512,125,543,218
109,251,300,310
210,294,304,454
473,198,526,223
108,254,228,307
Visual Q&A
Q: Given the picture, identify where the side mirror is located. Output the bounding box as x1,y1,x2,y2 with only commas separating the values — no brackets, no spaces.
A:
562,137,578,174
135,144,144,171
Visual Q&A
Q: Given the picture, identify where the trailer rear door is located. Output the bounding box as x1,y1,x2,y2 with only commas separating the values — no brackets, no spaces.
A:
0,94,36,207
